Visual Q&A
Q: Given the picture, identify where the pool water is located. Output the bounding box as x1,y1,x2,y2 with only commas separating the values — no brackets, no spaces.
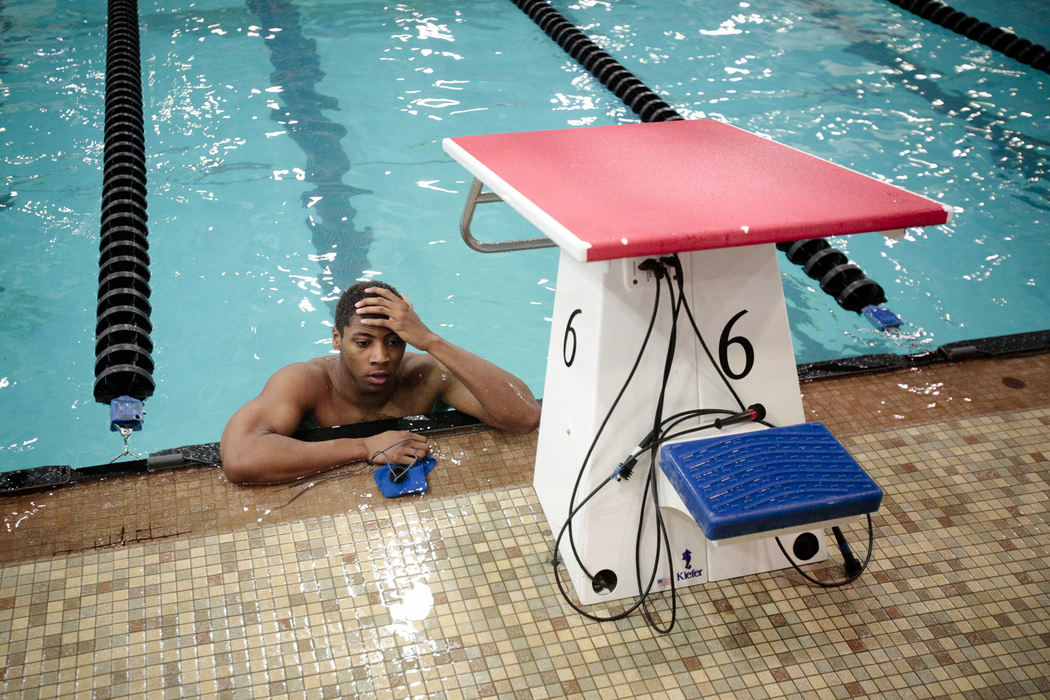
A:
568,0,1048,351
1,0,1047,471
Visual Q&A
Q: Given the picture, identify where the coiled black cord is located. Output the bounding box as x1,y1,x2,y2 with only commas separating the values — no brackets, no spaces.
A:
281,436,424,506
553,264,669,624
634,267,686,633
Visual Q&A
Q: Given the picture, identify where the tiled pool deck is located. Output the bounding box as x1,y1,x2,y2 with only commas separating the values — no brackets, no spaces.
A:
1,353,1048,698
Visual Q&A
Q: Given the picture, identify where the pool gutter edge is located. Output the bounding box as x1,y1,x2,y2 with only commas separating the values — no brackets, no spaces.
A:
2,329,1047,496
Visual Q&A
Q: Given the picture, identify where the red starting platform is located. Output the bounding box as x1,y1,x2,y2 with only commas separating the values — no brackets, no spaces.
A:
444,120,950,605
443,119,951,262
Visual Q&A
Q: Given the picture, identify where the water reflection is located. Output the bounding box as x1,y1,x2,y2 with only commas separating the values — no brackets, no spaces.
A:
895,371,972,409
4,500,48,531
384,577,435,639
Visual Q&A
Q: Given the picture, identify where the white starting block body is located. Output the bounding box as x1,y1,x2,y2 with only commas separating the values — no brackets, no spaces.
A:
534,245,828,603
443,120,951,604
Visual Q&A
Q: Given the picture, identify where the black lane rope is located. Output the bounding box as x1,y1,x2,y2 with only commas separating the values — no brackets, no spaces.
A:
775,238,887,313
509,0,888,314
509,0,681,123
94,0,155,408
885,0,1050,74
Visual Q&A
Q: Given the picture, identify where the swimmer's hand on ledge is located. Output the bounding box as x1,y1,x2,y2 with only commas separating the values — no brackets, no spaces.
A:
220,409,429,486
364,431,431,467
355,287,541,435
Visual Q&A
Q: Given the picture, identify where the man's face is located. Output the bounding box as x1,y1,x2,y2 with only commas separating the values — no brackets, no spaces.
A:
333,315,406,391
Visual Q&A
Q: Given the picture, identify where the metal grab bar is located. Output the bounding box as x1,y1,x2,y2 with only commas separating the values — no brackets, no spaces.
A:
458,177,556,253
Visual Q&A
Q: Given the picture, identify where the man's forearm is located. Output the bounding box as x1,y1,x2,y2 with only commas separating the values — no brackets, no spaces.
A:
220,432,368,485
424,336,541,433
352,289,540,432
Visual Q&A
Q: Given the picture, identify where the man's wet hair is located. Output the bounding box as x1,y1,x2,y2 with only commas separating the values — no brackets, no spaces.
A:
334,280,401,334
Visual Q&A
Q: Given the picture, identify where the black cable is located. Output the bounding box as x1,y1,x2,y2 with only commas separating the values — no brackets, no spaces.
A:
774,514,875,588
366,436,421,466
633,273,774,633
645,408,743,449
551,466,669,622
551,261,685,627
673,258,748,412
632,463,673,629
282,465,372,506
563,263,665,579
658,413,775,445
283,436,423,506
634,269,685,633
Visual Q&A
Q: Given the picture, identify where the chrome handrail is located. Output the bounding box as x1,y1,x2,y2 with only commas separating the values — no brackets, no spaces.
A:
459,177,556,253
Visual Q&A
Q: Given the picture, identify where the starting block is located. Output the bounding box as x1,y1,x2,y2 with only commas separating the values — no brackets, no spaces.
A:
444,120,949,604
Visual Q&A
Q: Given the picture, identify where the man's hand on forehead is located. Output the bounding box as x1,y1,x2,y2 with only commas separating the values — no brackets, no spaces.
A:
361,286,400,305
355,287,436,351
354,286,407,317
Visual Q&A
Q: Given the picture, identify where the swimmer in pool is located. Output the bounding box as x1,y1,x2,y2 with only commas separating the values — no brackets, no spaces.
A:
220,280,541,485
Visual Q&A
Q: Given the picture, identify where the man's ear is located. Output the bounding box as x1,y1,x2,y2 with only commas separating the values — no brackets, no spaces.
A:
332,326,342,350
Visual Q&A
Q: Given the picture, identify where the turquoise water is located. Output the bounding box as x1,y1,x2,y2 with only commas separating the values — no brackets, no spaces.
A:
1,0,1047,471
563,0,1049,356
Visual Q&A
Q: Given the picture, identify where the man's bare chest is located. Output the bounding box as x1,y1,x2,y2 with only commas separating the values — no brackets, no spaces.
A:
313,382,438,427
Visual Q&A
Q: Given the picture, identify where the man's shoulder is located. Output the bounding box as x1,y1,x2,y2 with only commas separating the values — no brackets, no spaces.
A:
399,351,443,383
265,358,332,394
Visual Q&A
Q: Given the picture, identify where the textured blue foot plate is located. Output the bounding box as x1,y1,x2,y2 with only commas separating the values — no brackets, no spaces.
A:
659,423,882,540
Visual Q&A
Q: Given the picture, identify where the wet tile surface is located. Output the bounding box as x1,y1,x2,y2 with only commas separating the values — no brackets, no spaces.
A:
0,429,539,566
800,353,1050,437
0,355,1048,698
2,354,1047,567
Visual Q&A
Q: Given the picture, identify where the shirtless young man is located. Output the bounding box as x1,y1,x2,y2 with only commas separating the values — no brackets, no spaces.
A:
220,281,541,485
